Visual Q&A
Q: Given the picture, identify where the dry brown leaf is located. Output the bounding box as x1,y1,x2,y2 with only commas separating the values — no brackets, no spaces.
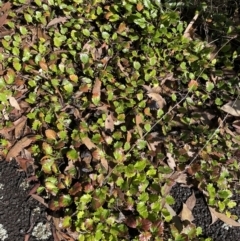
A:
185,192,196,211
14,116,27,139
209,207,240,227
117,22,126,33
39,60,48,71
165,203,177,216
6,136,34,161
147,93,166,109
92,78,101,100
30,193,48,208
46,17,68,28
136,114,143,138
179,203,194,222
45,129,57,140
15,156,33,173
81,136,108,170
0,11,8,28
221,100,240,117
166,153,176,170
1,2,12,12
105,111,114,132
127,130,132,142
9,96,21,110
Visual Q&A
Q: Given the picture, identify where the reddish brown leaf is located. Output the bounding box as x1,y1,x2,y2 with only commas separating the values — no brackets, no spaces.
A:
141,219,152,231
1,2,12,12
125,215,136,228
0,11,8,28
69,182,82,196
139,232,152,241
6,136,34,161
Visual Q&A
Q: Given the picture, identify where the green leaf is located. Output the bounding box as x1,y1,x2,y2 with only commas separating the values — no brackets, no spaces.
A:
144,123,151,132
80,53,89,64
180,62,187,70
165,195,175,205
83,29,90,37
13,61,21,71
227,200,236,208
133,61,141,70
218,190,232,200
134,159,147,172
67,149,79,161
62,216,72,228
137,201,148,218
206,81,214,92
24,13,32,23
59,194,72,207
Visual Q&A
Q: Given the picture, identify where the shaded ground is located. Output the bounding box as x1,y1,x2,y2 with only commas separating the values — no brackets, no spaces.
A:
0,159,53,241
170,184,240,240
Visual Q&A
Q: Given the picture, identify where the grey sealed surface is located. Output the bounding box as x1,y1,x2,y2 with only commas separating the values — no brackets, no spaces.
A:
0,160,53,241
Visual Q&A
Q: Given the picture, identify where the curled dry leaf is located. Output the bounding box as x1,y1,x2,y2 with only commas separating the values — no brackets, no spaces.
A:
166,153,176,170
9,96,21,110
221,100,240,117
209,207,240,227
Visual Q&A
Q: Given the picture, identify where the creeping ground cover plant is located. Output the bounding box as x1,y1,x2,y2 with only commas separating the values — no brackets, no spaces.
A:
0,0,240,240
